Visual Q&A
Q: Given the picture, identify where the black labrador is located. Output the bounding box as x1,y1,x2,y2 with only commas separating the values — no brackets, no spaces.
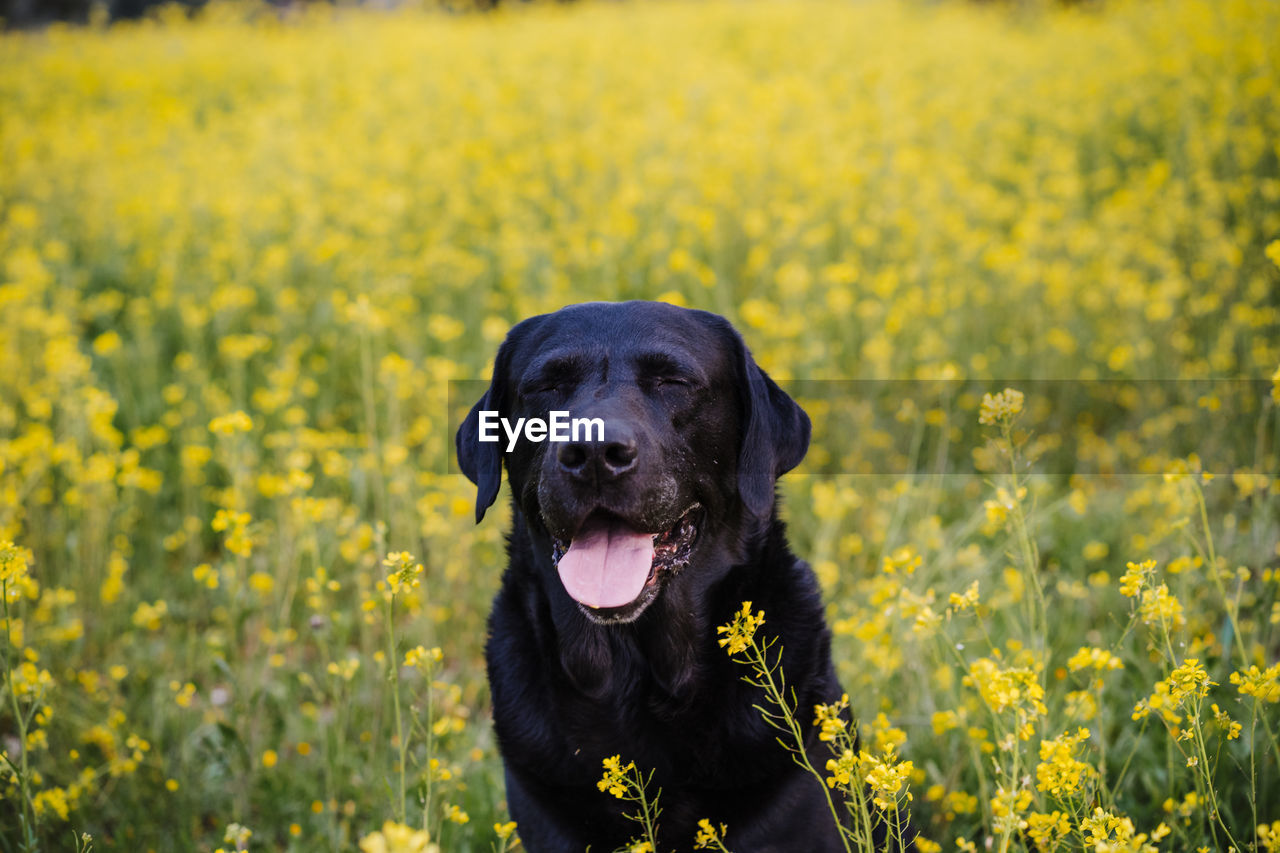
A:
457,301,900,852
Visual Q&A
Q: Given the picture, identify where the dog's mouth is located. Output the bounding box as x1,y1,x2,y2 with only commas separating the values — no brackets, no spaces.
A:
551,504,701,619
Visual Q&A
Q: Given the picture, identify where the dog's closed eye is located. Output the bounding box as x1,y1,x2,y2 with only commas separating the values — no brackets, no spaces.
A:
518,355,586,400
635,352,702,391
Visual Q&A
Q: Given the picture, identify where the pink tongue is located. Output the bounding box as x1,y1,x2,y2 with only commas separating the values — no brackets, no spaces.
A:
557,520,656,609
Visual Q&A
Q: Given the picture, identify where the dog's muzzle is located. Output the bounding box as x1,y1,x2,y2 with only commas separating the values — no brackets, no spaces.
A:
550,503,701,622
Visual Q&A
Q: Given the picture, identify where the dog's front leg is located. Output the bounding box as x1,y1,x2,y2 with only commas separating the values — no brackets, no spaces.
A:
503,765,605,853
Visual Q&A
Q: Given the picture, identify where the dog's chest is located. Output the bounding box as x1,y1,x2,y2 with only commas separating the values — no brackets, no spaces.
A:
549,665,780,785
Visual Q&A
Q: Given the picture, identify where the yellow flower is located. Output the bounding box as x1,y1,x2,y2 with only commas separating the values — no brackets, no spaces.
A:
861,750,914,810
248,572,274,595
1138,584,1185,630
208,411,254,435
824,748,857,789
1133,659,1215,724
383,551,424,595
990,785,1032,833
1131,680,1179,724
929,709,959,735
597,754,636,799
1119,559,1157,597
964,656,1047,735
1081,808,1122,845
327,657,360,681
882,546,922,576
1082,541,1109,561
131,599,169,631
948,581,980,612
0,540,30,584
978,388,1024,426
30,786,70,821
1066,646,1123,673
11,662,53,697
1260,821,1280,853
1166,658,1215,702
92,330,122,356
1210,704,1242,740
193,563,219,589
940,790,978,819
1065,690,1099,722
403,645,444,670
813,693,849,742
716,601,765,656
1230,662,1280,703
1035,728,1092,798
358,821,438,853
869,711,907,754
1027,812,1071,851
211,510,254,557
694,818,727,849
1266,240,1280,270
171,681,197,708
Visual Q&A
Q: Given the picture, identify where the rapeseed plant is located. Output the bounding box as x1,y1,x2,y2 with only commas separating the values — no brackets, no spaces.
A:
595,756,662,853
717,608,917,851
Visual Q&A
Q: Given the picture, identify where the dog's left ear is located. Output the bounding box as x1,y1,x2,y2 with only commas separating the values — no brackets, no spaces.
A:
455,321,534,523
723,323,811,520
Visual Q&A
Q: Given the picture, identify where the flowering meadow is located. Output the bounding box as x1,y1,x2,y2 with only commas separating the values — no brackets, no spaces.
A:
3,0,1280,849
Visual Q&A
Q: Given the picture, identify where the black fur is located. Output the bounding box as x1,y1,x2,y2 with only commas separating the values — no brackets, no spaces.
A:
457,301,904,852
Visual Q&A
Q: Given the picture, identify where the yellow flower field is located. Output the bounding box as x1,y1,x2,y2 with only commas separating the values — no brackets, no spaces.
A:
2,0,1279,849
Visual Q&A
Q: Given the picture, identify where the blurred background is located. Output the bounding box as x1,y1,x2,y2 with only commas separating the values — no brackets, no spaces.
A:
1,0,1099,28
1,0,1278,850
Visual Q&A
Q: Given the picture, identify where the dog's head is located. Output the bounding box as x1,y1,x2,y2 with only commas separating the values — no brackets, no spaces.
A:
456,301,809,624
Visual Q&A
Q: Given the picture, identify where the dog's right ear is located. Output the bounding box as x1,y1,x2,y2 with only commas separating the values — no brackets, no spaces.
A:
456,388,503,524
455,320,536,523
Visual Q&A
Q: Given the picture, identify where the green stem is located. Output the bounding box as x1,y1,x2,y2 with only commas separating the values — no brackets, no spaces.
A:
743,641,854,853
1249,701,1259,842
1192,481,1245,663
1189,479,1280,771
423,661,435,836
1189,698,1241,852
1105,715,1150,800
632,768,662,850
2,581,38,852
384,592,407,824
1003,421,1047,650
359,328,387,525
995,733,1021,853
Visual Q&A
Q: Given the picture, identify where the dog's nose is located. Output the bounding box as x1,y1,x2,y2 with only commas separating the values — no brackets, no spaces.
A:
557,428,638,482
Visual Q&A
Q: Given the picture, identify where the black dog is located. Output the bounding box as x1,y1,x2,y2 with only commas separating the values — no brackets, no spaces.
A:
457,301,884,852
